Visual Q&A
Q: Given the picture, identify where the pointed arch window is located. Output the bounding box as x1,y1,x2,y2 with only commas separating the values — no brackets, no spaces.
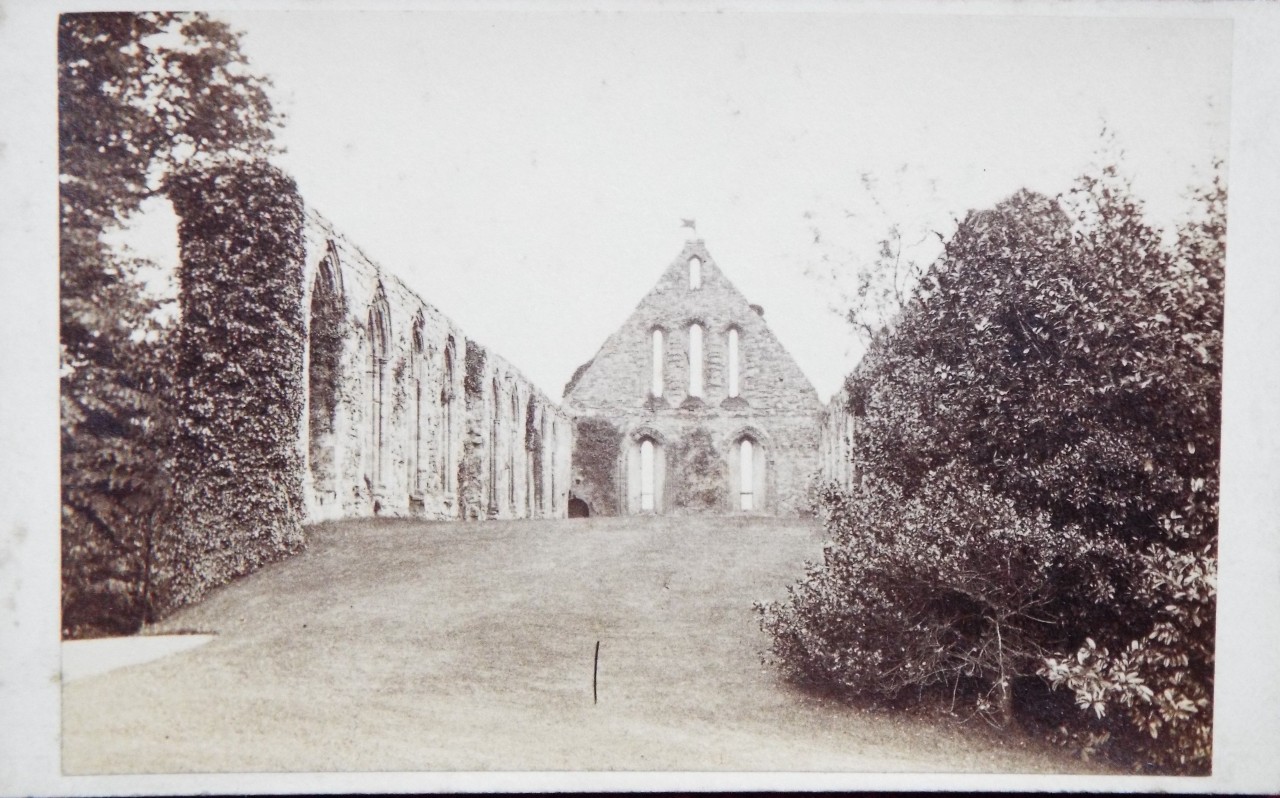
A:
651,328,664,398
411,320,425,493
688,323,704,398
727,327,740,398
640,438,656,512
739,439,755,510
441,337,457,499
367,292,391,493
307,249,344,497
689,256,702,290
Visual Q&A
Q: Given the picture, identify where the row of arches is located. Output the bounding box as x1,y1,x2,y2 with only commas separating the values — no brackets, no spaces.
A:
648,323,745,401
304,240,562,520
482,377,554,519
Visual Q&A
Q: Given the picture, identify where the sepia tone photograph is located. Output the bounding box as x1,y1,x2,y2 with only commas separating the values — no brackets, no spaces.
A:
4,0,1280,794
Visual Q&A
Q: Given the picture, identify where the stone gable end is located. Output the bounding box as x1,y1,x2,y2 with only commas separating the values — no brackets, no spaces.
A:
564,241,821,416
564,241,823,517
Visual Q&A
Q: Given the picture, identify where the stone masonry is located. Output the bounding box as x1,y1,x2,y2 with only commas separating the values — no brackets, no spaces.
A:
563,240,824,516
300,211,572,522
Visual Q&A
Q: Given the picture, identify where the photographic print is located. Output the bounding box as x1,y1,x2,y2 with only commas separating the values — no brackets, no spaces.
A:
24,0,1265,790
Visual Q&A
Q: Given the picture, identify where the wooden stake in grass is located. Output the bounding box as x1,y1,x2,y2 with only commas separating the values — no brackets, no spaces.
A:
593,640,600,705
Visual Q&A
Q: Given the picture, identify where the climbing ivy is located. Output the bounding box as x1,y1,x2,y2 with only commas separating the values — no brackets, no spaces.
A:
526,399,544,511
669,427,728,513
163,160,307,610
571,416,620,516
307,255,345,483
464,339,487,398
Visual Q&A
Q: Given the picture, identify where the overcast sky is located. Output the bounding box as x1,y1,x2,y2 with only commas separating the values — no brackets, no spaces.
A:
124,9,1231,401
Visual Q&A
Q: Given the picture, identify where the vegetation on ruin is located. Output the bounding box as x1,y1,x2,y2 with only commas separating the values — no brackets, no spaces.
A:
165,162,308,610
571,416,622,516
59,13,282,637
307,258,346,480
463,340,487,398
526,398,545,509
562,357,594,398
760,163,1224,774
669,427,729,514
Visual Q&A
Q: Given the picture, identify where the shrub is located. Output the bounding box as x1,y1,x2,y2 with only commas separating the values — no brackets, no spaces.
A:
761,469,1126,725
761,163,1223,773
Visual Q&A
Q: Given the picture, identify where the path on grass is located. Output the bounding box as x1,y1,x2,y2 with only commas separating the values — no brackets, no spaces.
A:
62,515,1098,774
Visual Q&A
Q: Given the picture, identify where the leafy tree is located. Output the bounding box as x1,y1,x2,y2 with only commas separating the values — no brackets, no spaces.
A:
760,163,1223,773
59,12,280,637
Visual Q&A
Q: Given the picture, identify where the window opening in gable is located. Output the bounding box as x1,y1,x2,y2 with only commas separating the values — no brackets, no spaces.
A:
688,323,704,397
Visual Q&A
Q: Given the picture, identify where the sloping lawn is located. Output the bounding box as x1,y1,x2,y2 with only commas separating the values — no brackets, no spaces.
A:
62,516,1106,774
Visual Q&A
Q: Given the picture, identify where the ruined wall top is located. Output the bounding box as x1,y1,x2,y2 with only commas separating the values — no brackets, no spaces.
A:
301,209,557,409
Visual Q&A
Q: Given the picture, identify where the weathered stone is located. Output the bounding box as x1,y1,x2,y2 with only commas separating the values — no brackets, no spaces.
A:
298,212,572,522
563,240,823,516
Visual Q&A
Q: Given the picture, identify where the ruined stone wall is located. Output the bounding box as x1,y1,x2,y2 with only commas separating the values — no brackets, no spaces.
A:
299,211,571,522
564,241,822,516
819,385,859,492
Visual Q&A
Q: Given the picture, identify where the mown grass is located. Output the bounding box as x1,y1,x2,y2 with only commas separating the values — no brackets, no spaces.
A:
62,515,1110,774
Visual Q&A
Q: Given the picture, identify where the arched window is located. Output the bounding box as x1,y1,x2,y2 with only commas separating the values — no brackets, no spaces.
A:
488,377,501,517
510,390,520,510
640,438,656,512
688,323,703,398
689,256,702,290
307,249,343,499
367,290,391,496
410,320,425,494
651,328,664,397
441,337,456,499
727,327,740,398
739,439,755,510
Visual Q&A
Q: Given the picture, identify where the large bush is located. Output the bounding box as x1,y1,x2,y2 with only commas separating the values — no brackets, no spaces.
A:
760,165,1223,773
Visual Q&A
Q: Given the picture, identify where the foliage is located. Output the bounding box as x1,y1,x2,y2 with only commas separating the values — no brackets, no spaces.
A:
803,166,951,345
669,428,728,513
59,12,281,637
458,430,486,521
162,161,307,610
563,358,594,398
464,340,487,398
526,399,544,510
763,472,1126,724
571,416,621,516
761,163,1223,773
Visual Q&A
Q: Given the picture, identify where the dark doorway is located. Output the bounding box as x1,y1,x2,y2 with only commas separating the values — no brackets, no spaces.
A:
568,497,590,518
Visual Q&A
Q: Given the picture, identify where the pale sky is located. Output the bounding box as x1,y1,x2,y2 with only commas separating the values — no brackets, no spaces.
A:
122,9,1231,401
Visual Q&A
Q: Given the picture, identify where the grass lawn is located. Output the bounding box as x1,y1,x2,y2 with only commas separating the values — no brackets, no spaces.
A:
62,515,1107,774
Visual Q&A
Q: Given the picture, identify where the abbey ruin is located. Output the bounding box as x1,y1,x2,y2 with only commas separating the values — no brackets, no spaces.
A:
299,213,573,523
172,165,857,536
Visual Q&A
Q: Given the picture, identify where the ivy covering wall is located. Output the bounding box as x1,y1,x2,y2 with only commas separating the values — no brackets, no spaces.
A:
526,399,544,512
669,427,728,513
307,253,345,485
163,160,307,609
570,416,621,516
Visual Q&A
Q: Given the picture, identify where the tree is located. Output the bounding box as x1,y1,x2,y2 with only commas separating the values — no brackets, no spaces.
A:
59,12,281,637
760,163,1223,772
